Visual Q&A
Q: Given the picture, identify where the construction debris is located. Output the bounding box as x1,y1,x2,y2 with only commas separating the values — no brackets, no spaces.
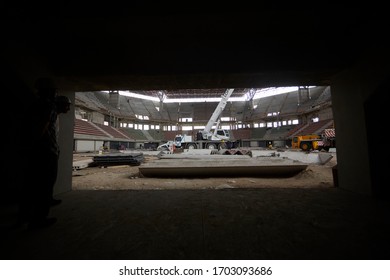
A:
73,158,93,171
250,150,333,165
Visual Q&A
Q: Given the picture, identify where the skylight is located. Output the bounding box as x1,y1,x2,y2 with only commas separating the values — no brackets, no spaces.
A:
117,87,303,103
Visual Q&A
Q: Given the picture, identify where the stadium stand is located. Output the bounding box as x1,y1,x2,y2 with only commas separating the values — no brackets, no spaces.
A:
74,119,109,137
72,86,335,151
296,119,334,136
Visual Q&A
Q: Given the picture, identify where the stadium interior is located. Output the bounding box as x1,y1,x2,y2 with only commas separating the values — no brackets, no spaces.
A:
2,6,390,260
73,86,334,151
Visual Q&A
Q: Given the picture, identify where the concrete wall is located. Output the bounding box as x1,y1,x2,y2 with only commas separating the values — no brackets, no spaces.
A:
75,139,104,153
318,107,334,121
331,46,389,196
92,111,105,124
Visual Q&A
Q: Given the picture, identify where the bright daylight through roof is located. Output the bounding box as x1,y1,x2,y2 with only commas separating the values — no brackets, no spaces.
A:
116,87,303,103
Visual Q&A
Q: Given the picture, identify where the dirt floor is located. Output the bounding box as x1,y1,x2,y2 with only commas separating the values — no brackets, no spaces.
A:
72,151,338,190
4,151,390,260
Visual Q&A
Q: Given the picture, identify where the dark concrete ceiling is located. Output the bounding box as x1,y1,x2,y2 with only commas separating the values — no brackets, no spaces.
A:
3,5,387,93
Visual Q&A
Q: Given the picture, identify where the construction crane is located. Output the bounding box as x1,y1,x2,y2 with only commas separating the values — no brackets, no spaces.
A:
157,89,239,150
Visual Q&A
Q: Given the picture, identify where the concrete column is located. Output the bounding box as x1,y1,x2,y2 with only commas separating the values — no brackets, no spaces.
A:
331,46,389,196
331,70,372,195
54,91,75,195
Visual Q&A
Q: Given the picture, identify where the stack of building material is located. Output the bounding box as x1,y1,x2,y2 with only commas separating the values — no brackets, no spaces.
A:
91,153,144,167
221,149,252,156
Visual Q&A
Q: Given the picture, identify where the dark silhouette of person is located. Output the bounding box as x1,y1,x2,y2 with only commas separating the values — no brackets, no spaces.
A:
17,78,70,229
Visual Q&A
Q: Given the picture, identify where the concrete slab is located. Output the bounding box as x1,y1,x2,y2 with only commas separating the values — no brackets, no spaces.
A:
72,159,93,170
120,150,161,156
182,149,213,155
318,153,334,165
139,157,307,178
157,154,251,160
250,150,333,165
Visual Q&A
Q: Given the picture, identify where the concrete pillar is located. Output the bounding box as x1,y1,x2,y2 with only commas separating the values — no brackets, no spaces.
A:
54,91,75,195
331,46,389,196
331,73,372,195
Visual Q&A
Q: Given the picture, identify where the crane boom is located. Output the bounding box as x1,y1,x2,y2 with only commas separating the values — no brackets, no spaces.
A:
202,88,234,134
157,88,238,151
